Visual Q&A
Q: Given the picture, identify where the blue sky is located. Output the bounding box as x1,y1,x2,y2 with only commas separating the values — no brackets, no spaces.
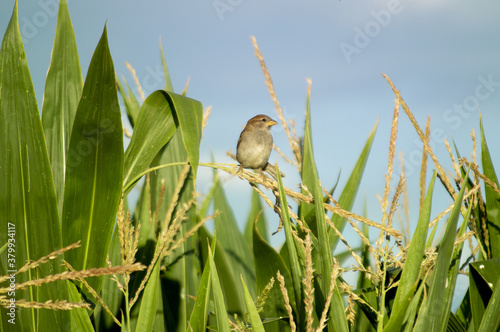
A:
2,0,500,256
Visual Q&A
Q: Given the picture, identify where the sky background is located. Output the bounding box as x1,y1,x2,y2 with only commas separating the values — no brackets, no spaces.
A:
2,0,500,305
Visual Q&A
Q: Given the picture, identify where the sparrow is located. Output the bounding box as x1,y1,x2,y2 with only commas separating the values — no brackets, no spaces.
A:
236,114,283,179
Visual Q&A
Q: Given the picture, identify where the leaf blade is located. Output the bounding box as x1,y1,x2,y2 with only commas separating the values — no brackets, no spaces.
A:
62,25,123,294
0,2,69,330
41,0,83,220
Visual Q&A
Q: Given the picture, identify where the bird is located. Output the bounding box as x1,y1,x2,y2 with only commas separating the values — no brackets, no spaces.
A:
236,114,283,179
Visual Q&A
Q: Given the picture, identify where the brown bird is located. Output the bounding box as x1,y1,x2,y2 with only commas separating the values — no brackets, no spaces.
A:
236,114,283,179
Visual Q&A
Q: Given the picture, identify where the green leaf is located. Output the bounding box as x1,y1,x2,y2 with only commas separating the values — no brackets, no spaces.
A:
199,226,245,315
117,77,141,127
160,40,174,92
479,114,500,258
41,0,83,220
455,289,472,331
401,275,427,332
245,190,269,251
122,90,202,192
94,228,123,330
241,275,265,332
383,281,419,332
213,177,255,296
136,251,161,332
470,258,500,331
0,2,69,330
173,93,202,178
477,269,500,332
300,102,348,332
208,244,231,332
123,90,177,192
275,165,304,328
441,204,472,330
68,281,94,332
150,128,199,324
188,250,211,331
352,216,377,332
414,169,469,331
149,129,191,224
62,25,123,294
253,220,294,330
393,171,436,307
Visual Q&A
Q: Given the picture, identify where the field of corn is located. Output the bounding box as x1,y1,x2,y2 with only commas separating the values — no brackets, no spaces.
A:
1,1,500,331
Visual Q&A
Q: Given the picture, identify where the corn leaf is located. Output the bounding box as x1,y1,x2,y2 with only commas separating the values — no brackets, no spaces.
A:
188,249,212,331
300,101,348,332
479,114,500,258
199,226,245,315
160,41,174,93
470,257,500,331
477,265,500,332
122,91,177,192
41,0,83,220
276,165,305,328
209,244,231,332
253,220,294,330
117,78,141,127
393,171,436,307
135,250,161,332
0,2,69,330
213,177,255,296
241,275,265,332
414,169,469,331
245,191,269,251
62,25,123,294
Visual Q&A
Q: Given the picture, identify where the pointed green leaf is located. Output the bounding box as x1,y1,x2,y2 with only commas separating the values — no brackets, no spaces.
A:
123,90,177,192
245,190,269,250
199,226,245,315
117,77,141,127
0,2,69,330
123,91,202,192
41,0,83,220
94,229,123,330
136,252,161,332
439,204,472,331
275,165,304,328
479,114,500,258
241,275,265,332
253,220,294,330
478,275,500,332
208,244,231,332
383,281,419,332
160,41,174,92
414,169,469,331
62,26,123,294
188,251,211,331
470,258,500,331
299,104,348,332
393,171,436,307
173,93,202,178
401,275,427,332
213,177,255,295
476,262,500,332
144,127,199,324
68,281,94,331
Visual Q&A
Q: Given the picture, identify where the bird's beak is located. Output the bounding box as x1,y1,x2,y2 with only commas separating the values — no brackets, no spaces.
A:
268,119,278,127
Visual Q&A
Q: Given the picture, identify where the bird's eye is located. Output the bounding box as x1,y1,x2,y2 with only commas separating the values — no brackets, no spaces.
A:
261,118,266,122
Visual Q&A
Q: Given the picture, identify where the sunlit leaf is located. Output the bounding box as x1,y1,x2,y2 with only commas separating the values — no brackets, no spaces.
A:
62,26,123,295
0,2,69,330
